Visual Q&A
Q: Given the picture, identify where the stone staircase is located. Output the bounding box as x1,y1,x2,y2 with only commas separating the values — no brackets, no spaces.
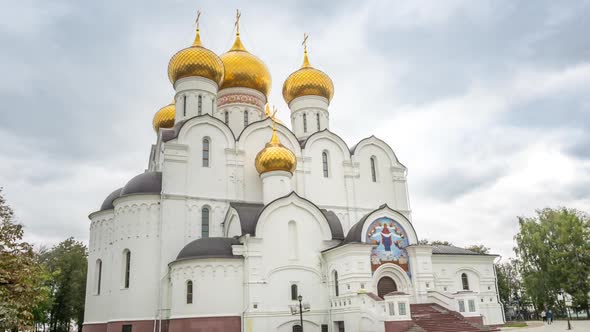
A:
409,304,499,332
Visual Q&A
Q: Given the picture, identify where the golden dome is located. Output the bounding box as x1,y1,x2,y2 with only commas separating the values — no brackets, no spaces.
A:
168,28,225,86
220,32,272,96
255,128,297,174
152,99,175,132
282,47,334,105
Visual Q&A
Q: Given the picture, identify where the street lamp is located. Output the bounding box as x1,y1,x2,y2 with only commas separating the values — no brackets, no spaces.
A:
557,290,572,330
298,295,303,331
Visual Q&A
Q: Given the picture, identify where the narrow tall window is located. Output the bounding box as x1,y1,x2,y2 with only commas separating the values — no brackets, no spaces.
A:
124,250,131,288
388,302,395,316
316,113,321,131
183,95,187,116
322,152,329,178
303,113,307,133
293,326,302,332
458,300,466,312
461,273,469,290
243,110,249,127
202,138,210,167
96,259,102,295
291,284,298,300
202,207,210,238
198,95,202,115
224,110,229,124
186,280,193,304
334,271,339,296
468,299,476,312
370,156,377,182
398,302,407,315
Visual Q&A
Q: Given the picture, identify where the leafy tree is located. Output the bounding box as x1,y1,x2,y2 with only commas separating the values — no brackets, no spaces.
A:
418,239,454,246
465,244,490,254
41,238,88,332
514,207,590,316
0,188,50,331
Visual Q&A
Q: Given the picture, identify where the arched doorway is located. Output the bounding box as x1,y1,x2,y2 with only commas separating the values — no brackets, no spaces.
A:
377,276,397,299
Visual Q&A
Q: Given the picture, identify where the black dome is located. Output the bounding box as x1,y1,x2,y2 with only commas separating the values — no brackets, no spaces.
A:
120,171,162,196
100,187,123,211
176,237,241,261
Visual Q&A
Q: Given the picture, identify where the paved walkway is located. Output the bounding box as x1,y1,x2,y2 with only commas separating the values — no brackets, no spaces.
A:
501,320,590,331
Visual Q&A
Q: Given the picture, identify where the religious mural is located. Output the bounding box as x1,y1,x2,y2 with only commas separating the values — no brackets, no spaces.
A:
366,217,410,276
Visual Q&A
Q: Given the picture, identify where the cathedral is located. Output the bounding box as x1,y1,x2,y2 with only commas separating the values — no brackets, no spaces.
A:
83,12,505,332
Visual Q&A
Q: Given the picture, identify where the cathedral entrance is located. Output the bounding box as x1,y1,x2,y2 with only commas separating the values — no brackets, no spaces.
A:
377,276,397,299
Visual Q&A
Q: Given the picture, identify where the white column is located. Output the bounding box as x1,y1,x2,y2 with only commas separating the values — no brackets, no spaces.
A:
261,170,293,204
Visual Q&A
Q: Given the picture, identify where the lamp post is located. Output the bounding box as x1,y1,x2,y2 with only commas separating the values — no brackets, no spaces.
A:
298,295,304,331
558,290,572,330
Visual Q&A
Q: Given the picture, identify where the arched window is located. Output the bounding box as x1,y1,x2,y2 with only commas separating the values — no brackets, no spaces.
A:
334,271,339,296
198,95,202,115
461,273,469,290
202,207,210,238
243,110,249,127
123,249,131,288
291,284,298,300
322,151,329,178
303,113,307,133
183,95,187,116
96,259,102,295
316,113,321,131
288,220,298,259
186,280,193,304
293,325,302,332
370,156,377,182
202,138,210,167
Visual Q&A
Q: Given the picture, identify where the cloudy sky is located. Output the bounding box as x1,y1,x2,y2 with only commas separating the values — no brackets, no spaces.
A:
1,0,589,259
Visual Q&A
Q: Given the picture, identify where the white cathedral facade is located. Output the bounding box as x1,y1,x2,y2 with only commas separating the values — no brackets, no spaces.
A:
83,15,505,332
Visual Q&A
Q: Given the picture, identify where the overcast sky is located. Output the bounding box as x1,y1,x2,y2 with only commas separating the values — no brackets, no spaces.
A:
1,0,589,259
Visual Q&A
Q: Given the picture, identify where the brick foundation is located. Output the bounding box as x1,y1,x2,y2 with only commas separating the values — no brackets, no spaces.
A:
83,316,240,332
464,316,484,326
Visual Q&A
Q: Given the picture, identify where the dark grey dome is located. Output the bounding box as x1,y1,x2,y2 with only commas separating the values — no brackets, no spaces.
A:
100,187,123,211
120,171,162,196
176,237,241,261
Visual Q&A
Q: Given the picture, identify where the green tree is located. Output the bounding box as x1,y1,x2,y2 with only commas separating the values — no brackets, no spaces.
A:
514,207,590,316
41,238,88,332
418,239,454,246
0,188,50,331
465,244,490,254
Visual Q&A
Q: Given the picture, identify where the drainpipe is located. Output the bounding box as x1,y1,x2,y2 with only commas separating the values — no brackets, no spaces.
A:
493,256,506,324
241,234,250,332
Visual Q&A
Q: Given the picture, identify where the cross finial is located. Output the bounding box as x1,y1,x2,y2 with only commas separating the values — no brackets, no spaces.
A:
271,106,279,131
302,33,309,52
195,10,201,30
235,9,242,35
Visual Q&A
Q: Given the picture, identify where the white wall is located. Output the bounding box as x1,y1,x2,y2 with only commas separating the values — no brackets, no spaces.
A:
169,258,243,317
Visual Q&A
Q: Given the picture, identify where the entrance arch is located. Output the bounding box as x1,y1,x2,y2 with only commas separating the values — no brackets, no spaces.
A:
377,276,397,298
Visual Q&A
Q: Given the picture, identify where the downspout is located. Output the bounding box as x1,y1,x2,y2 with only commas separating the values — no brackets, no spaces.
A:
241,234,250,332
493,256,506,324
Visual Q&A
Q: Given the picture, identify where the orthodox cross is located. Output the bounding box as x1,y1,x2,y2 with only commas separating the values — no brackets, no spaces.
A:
195,10,201,29
271,106,279,131
302,33,309,52
235,9,241,34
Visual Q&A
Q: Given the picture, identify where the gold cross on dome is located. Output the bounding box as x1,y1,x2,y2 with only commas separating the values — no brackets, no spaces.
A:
302,33,309,52
271,106,279,130
235,9,242,34
195,10,201,29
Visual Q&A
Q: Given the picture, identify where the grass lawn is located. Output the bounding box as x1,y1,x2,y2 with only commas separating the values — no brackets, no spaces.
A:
503,322,528,327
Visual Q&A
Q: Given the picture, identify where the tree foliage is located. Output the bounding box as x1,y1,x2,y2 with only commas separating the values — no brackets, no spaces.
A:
514,207,590,315
418,239,454,246
41,238,88,332
465,244,490,254
0,188,50,331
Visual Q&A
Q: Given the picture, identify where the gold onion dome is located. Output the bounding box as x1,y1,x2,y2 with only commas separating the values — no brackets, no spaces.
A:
282,43,334,105
255,128,297,174
153,99,176,132
220,30,272,96
168,26,225,86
